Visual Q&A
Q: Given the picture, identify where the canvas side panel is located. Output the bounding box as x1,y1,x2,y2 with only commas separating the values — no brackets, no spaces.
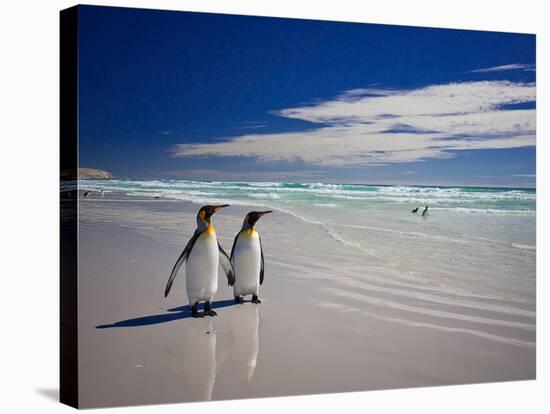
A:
60,5,79,409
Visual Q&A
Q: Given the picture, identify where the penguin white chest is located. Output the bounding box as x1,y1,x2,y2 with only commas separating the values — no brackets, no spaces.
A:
233,230,261,295
185,229,219,304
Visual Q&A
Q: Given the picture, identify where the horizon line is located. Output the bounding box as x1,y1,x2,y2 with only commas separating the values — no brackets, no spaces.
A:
77,176,536,190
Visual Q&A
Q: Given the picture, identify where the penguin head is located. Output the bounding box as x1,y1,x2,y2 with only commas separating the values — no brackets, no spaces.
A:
197,204,229,225
243,210,272,229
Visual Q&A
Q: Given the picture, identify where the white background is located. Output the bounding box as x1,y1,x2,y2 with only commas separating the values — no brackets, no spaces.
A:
0,0,547,412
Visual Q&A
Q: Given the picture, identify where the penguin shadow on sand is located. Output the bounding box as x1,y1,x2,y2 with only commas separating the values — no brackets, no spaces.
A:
95,299,238,329
96,301,262,401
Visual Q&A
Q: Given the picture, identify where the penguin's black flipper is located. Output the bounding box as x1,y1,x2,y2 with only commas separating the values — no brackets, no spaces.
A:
259,235,265,285
164,229,201,297
230,230,242,260
218,242,235,286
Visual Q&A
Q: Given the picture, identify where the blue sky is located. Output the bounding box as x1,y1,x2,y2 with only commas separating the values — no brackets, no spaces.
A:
78,5,536,187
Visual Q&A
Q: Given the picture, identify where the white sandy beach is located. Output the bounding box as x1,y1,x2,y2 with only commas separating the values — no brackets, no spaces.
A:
76,196,535,408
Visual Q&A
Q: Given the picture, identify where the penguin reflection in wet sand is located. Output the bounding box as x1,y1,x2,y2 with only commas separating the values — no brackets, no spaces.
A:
164,205,235,317
231,211,272,304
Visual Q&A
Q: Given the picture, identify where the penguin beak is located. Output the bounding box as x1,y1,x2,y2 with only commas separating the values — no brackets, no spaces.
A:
213,204,229,213
257,210,273,217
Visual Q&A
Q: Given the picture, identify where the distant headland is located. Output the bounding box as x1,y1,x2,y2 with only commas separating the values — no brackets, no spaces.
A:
59,167,114,180
78,168,113,180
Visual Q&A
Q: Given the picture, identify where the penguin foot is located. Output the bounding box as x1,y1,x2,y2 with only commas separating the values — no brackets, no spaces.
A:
252,295,262,304
234,296,244,304
204,302,217,317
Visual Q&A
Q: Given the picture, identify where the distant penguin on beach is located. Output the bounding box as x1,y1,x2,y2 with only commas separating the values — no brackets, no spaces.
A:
164,205,235,317
422,205,429,217
231,211,272,304
83,191,91,197
411,207,419,213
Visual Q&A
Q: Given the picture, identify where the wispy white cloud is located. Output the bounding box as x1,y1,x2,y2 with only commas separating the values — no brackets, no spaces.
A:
469,63,535,73
234,123,266,130
171,81,535,167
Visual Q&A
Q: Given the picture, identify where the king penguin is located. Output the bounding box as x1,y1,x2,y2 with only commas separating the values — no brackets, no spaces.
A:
164,205,235,317
422,205,429,217
230,211,272,304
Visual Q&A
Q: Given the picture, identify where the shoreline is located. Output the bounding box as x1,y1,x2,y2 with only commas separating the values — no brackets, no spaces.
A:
77,198,535,407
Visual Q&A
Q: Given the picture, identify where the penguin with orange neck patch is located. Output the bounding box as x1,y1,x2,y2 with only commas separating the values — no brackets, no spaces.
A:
164,205,235,317
230,211,272,304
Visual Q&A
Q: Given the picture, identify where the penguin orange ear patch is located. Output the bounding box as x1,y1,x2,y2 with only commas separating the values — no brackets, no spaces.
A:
199,210,206,220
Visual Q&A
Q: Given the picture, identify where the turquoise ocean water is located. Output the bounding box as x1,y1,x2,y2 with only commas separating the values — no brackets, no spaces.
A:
75,180,535,215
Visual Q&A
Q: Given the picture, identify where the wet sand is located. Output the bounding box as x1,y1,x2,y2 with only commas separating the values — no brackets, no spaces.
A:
77,199,535,408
